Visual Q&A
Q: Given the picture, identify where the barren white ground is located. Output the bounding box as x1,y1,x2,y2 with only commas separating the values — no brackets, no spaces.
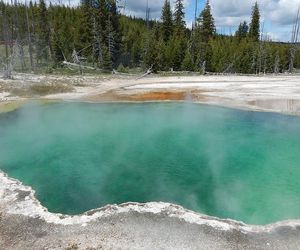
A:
1,73,300,114
47,74,300,114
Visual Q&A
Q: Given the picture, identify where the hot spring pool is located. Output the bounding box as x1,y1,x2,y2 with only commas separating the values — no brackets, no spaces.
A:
1,102,300,225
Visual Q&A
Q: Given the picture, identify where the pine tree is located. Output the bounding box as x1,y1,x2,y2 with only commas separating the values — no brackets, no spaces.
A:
171,0,187,71
97,0,108,40
161,0,173,42
107,0,121,66
25,2,34,70
51,6,77,64
78,0,94,60
101,43,113,71
235,21,248,40
170,36,186,70
51,6,63,63
197,0,215,43
94,0,108,65
143,25,160,72
181,49,193,71
52,33,64,63
91,0,121,69
174,0,185,36
0,0,294,74
36,0,51,63
0,2,9,61
107,12,116,65
156,37,167,70
249,2,260,42
191,1,215,72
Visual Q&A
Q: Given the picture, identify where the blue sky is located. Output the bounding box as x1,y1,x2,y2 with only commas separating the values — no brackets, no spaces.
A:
9,0,300,41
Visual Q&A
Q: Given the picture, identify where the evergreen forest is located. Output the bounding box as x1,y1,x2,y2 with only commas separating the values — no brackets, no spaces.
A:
1,0,300,75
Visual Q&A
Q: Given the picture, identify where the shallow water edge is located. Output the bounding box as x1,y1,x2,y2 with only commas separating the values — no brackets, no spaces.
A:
1,103,300,249
2,168,300,249
1,101,300,223
1,169,300,229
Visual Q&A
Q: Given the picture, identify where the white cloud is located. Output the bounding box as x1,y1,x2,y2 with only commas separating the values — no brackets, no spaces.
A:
211,0,300,26
267,0,300,25
122,0,163,19
5,0,299,41
123,0,190,19
210,0,300,41
124,0,299,40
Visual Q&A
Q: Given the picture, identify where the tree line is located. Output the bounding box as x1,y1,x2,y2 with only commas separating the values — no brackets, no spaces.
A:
0,0,299,75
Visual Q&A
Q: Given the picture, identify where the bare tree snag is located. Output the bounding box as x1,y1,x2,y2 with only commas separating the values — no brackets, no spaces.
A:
25,0,34,72
289,8,300,73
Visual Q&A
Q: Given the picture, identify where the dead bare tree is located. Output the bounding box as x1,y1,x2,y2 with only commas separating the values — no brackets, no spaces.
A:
12,0,26,71
72,49,83,75
289,8,300,73
201,61,206,74
62,47,95,73
261,32,269,75
25,0,34,72
0,5,9,65
107,12,115,61
251,47,258,74
223,54,241,74
274,51,280,74
258,22,264,74
3,42,18,79
136,64,153,80
194,0,198,27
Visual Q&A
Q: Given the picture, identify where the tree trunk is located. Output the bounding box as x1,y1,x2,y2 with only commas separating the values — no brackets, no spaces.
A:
26,2,34,71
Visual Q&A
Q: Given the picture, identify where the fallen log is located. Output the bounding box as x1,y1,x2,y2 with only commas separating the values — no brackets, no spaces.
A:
136,65,153,80
62,61,95,70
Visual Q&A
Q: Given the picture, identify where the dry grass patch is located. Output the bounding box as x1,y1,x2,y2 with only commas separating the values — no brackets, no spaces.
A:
10,83,74,97
29,83,74,95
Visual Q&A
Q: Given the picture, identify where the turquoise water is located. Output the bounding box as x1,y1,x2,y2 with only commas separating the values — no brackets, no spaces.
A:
1,102,300,225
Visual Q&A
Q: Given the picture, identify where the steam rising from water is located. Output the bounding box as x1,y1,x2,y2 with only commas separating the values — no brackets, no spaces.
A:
1,102,300,225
